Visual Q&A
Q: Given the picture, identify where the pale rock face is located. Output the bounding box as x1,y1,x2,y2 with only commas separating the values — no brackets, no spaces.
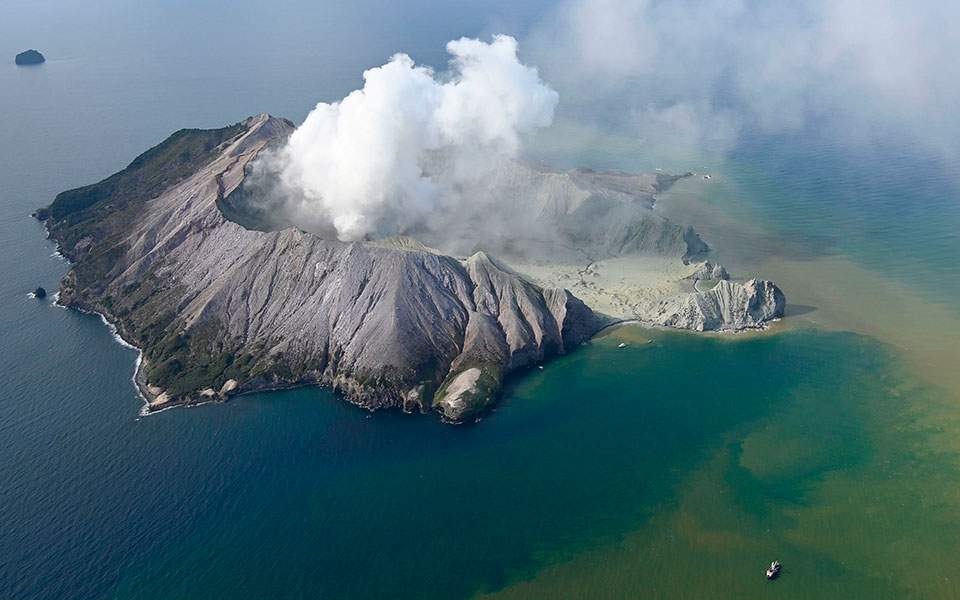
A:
433,368,483,422
685,261,730,281
649,279,785,331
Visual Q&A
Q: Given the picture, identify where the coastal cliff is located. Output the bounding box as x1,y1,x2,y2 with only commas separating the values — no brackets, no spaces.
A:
38,114,784,420
647,278,785,331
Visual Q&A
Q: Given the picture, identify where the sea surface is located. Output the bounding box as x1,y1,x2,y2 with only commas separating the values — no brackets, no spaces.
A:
2,1,960,599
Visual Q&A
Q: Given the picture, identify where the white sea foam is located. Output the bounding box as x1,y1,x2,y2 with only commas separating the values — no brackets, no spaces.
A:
63,299,151,413
96,312,138,350
94,315,158,417
59,297,215,417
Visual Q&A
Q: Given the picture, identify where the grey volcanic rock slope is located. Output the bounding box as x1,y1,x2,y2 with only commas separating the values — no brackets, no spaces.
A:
41,114,604,421
416,158,709,262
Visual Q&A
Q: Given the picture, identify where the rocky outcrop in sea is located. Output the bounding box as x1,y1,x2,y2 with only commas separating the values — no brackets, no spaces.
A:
15,50,45,65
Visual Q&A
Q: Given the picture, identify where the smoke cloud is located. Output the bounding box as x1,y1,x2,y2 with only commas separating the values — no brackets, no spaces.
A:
526,0,960,166
274,34,557,241
247,3,958,251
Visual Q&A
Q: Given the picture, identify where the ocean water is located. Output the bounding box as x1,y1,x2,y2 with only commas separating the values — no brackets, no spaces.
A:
3,2,960,599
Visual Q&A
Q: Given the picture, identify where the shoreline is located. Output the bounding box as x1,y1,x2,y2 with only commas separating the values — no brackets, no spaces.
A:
55,295,158,416
41,221,170,417
593,315,779,339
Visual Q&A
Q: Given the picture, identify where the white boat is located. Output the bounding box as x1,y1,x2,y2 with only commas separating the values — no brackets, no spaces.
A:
765,560,782,580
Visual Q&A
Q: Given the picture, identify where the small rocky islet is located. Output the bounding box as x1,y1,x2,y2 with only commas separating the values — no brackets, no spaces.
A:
36,114,784,422
15,50,45,66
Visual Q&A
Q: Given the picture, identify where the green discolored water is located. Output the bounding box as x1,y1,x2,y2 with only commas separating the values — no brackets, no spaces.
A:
30,327,943,600
486,328,960,599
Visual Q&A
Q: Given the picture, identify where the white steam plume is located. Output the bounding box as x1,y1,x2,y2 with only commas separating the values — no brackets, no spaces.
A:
277,35,557,241
526,0,960,166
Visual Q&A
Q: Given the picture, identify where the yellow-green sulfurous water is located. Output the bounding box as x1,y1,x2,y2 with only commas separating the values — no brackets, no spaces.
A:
484,137,960,599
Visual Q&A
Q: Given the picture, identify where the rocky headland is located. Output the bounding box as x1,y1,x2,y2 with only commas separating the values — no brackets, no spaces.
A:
37,114,784,421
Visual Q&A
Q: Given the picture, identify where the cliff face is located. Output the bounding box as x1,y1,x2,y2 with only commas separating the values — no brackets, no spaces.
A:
41,115,604,421
648,279,786,331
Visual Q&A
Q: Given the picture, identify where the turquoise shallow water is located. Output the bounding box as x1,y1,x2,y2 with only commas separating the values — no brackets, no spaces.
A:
3,1,960,599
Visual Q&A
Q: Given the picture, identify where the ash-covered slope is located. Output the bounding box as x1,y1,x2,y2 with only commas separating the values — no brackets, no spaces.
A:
414,157,709,262
39,114,604,421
